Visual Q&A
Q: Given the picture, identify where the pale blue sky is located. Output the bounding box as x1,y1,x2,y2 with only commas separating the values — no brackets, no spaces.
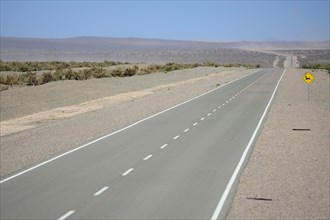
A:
1,0,329,41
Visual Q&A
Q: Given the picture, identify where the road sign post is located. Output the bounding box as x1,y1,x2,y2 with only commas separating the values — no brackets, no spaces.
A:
303,72,314,101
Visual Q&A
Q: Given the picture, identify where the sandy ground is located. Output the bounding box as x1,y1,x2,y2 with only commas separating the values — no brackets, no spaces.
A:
227,68,329,219
1,67,328,219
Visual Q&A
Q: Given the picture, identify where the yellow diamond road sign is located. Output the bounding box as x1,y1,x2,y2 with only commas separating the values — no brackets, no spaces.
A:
304,72,314,84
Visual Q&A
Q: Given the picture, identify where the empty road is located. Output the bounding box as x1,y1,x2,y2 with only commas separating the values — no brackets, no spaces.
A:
1,68,285,219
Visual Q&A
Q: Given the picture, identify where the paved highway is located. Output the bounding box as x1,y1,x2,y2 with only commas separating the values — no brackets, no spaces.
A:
1,68,285,219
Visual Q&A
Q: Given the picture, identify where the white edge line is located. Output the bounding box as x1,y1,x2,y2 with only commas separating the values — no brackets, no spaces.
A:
93,186,109,196
210,68,286,220
122,168,134,176
58,210,75,220
0,69,262,184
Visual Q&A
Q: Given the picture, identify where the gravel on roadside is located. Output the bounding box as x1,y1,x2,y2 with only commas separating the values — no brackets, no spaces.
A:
227,68,329,219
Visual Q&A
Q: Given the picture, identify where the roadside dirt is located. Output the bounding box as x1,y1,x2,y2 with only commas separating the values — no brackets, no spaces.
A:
227,68,329,219
0,72,230,136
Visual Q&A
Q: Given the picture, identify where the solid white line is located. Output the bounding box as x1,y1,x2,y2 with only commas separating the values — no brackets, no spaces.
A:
201,117,205,121
193,122,198,126
122,168,134,176
160,144,168,149
210,68,286,220
0,69,263,184
143,154,153,161
184,128,190,133
58,210,75,220
94,186,109,196
173,135,180,140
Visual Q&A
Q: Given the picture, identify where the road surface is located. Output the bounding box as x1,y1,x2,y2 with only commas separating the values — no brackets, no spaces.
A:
1,68,285,219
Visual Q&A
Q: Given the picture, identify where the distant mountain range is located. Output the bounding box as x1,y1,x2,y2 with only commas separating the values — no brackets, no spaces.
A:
0,36,329,63
1,36,329,51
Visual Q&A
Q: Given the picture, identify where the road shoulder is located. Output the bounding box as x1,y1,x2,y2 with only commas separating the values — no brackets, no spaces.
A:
227,68,329,219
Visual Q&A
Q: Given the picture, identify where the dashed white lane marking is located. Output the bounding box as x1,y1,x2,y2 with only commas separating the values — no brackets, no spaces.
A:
193,122,198,126
122,168,134,176
213,109,217,112
160,144,168,149
143,155,153,161
207,113,212,116
222,103,226,106
58,210,75,220
201,117,205,121
218,106,221,109
226,101,229,103
184,128,190,133
173,135,180,140
93,186,109,196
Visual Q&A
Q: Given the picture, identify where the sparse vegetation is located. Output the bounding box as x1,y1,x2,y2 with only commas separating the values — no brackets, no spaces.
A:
0,61,261,90
0,60,123,72
301,63,330,73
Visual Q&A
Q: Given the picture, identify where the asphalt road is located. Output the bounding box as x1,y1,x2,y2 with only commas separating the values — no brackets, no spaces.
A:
0,68,285,220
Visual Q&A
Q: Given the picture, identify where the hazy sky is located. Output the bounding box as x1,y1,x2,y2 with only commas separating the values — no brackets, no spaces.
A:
1,0,329,41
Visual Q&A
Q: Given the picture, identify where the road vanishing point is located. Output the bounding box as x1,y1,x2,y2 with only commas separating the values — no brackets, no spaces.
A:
1,68,286,220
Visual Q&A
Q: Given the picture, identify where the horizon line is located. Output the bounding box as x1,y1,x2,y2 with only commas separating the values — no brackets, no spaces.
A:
1,35,329,43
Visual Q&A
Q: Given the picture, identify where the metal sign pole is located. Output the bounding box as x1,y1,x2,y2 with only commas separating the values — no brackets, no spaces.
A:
308,84,310,101
303,72,314,101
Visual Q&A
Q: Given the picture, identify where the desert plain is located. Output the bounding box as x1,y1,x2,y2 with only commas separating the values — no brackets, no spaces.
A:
0,38,329,219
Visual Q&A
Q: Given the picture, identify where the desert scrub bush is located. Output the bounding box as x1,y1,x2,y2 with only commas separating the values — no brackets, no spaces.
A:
110,68,124,77
26,71,40,86
123,65,139,77
81,68,93,79
302,63,330,73
91,67,108,78
0,74,22,86
0,60,125,72
53,68,66,80
64,69,80,80
202,62,217,67
41,71,55,84
139,64,163,75
164,62,181,72
139,67,152,75
0,60,14,71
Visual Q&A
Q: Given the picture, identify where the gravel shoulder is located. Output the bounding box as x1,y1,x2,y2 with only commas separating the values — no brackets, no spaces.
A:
227,68,329,219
